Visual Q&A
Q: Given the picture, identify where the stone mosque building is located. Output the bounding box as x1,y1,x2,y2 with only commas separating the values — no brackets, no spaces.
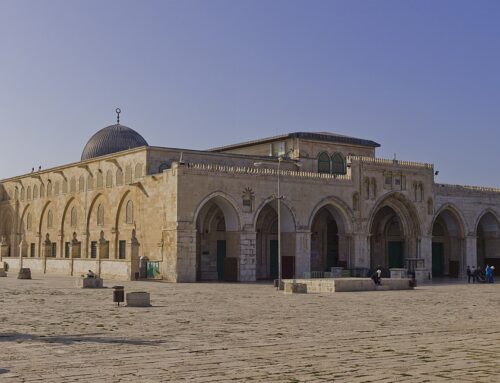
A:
1,112,500,282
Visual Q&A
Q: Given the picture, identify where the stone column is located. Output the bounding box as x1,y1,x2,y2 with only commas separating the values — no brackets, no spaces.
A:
239,231,256,282
295,230,311,278
419,235,432,281
465,235,477,269
352,233,370,269
81,232,89,259
175,225,197,282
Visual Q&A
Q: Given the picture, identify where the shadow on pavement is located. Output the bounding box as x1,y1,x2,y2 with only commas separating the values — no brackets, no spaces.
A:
0,333,166,346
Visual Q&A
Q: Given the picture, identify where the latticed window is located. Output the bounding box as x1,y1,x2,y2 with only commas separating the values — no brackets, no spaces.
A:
97,171,103,189
116,168,123,186
97,204,104,226
331,153,345,175
87,175,94,191
47,210,53,228
91,241,97,258
125,165,132,184
79,175,85,192
70,207,77,227
27,213,32,231
51,242,57,257
134,163,142,179
125,201,134,224
30,243,36,257
317,152,331,174
106,170,113,188
119,240,126,259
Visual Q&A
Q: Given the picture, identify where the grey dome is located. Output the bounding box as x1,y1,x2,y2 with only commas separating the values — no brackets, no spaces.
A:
81,124,148,160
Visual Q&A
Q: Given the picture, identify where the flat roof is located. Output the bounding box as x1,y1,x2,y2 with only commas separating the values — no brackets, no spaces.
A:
209,131,381,152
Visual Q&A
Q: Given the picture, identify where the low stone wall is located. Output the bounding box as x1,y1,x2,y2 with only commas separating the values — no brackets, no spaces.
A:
100,260,130,280
46,259,72,275
21,259,44,273
283,278,414,293
73,259,99,276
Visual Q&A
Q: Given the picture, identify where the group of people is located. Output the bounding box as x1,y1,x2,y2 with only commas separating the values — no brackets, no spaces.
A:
466,265,495,284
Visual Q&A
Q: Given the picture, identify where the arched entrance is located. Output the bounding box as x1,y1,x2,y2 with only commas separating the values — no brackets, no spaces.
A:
255,200,296,280
432,207,465,278
310,204,351,272
476,212,500,270
369,193,420,276
195,196,240,281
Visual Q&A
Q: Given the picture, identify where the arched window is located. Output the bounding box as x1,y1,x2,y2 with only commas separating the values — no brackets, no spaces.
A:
47,210,53,228
331,153,346,175
15,187,18,200
125,200,134,224
134,163,142,179
70,177,76,193
54,181,60,196
33,185,39,199
158,162,171,173
116,168,123,186
70,207,77,227
87,175,94,191
317,152,331,174
27,186,31,200
27,213,32,231
106,170,113,188
20,187,25,201
79,175,85,192
97,204,104,226
62,179,68,194
125,165,132,184
40,183,45,198
96,171,103,189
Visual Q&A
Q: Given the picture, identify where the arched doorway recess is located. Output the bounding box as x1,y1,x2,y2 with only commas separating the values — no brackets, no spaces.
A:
476,212,500,270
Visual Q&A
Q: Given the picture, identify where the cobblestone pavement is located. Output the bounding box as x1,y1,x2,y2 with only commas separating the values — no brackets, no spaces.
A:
1,276,499,382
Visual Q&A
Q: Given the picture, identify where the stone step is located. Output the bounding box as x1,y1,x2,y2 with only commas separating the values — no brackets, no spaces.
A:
375,285,390,291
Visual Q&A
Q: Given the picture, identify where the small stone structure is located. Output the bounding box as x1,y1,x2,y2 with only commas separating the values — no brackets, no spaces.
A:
284,282,307,294
77,277,103,288
0,268,6,277
126,292,151,307
17,268,31,279
283,278,414,293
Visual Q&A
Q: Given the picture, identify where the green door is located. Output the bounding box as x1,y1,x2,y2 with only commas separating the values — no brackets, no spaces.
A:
270,240,278,280
217,240,226,281
432,242,444,277
388,241,404,268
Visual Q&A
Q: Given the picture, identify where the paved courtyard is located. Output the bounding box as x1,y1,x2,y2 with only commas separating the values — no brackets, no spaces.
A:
0,275,499,382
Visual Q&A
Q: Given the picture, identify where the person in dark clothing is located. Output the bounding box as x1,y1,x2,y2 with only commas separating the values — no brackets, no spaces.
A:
466,266,472,283
472,266,477,284
371,265,382,286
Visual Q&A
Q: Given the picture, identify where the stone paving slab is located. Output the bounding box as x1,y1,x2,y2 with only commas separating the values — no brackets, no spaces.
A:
1,276,500,382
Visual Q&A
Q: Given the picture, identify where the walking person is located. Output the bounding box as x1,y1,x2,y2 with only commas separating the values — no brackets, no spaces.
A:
466,266,472,283
489,266,495,283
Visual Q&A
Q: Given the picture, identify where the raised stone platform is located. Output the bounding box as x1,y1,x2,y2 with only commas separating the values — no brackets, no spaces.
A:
126,292,151,307
282,278,415,293
77,277,103,288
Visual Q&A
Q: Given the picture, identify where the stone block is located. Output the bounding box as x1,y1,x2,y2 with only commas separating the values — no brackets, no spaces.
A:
126,292,151,307
284,282,307,294
17,268,31,279
77,277,104,288
0,268,6,277
390,268,407,279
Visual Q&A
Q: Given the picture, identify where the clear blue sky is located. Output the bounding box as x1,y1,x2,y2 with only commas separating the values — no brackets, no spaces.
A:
1,0,499,186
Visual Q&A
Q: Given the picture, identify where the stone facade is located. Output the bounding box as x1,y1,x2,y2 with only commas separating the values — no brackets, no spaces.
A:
1,127,499,281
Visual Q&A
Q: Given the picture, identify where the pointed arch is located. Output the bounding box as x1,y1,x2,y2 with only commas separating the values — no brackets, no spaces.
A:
317,152,331,174
193,191,242,232
307,196,354,234
429,203,467,237
252,196,296,233
474,209,500,235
